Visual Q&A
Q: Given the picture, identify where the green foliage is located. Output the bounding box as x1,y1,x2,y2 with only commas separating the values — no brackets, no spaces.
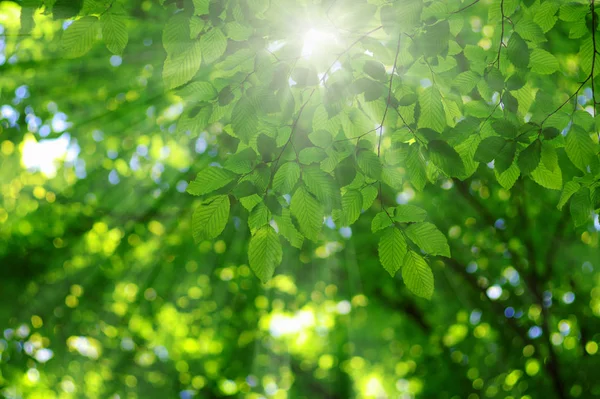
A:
3,1,600,398
35,0,600,295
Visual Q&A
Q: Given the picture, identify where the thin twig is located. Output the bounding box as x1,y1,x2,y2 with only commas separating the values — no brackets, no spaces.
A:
592,0,600,140
540,76,590,127
378,34,402,157
450,0,481,14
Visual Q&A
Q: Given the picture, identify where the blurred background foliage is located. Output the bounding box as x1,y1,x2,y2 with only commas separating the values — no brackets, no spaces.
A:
0,0,599,398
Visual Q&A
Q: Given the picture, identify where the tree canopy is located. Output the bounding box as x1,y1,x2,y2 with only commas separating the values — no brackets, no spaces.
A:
1,0,600,398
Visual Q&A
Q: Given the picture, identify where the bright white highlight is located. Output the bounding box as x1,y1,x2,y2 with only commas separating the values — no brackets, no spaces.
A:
21,134,78,178
269,310,315,337
486,285,503,300
301,29,337,58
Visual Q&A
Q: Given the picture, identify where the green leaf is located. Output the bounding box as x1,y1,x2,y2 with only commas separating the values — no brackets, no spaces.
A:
187,167,236,196
558,180,581,210
302,166,341,210
570,187,592,227
507,33,529,69
529,48,559,74
381,0,422,34
502,92,519,114
381,165,403,190
485,68,505,92
192,195,230,242
474,136,507,163
491,120,518,139
292,67,319,87
517,140,542,175
273,209,304,249
218,86,234,105
200,28,227,64
428,140,465,177
243,164,271,193
418,86,445,133
357,149,382,180
299,147,327,164
190,16,206,38
224,148,256,174
233,181,258,199
225,21,253,41
363,60,387,81
515,16,545,42
272,162,300,194
248,225,282,283
378,227,408,276
248,202,271,232
61,16,99,58
406,144,427,191
372,212,393,233
334,156,357,187
394,205,427,223
565,126,597,172
531,162,562,190
495,163,520,190
506,74,526,91
290,186,323,242
402,250,434,299
53,0,83,19
405,222,451,257
163,13,190,56
452,71,480,94
193,0,210,15
533,1,558,33
175,81,218,102
579,35,600,76
101,13,128,55
398,93,418,106
517,123,539,142
542,127,560,140
231,97,259,143
454,134,481,179
361,185,378,210
257,134,277,162
541,141,559,172
308,130,333,148
239,194,262,212
420,20,450,57
163,41,202,90
341,190,363,226
559,2,588,21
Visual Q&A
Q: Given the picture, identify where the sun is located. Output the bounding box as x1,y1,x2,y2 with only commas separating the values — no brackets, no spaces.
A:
301,28,338,59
